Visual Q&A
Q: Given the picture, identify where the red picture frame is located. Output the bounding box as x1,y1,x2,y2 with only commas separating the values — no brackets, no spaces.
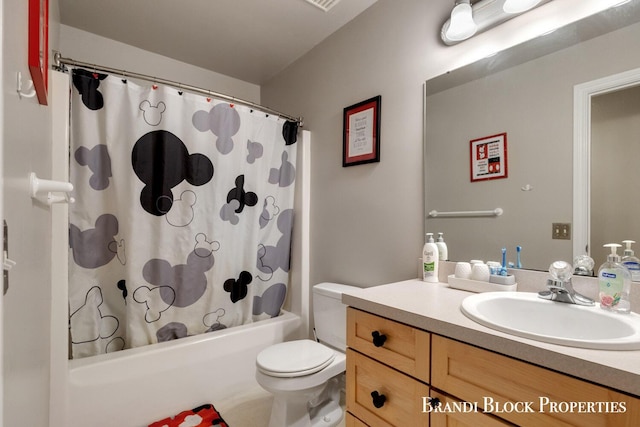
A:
470,133,508,182
28,0,49,105
343,96,381,167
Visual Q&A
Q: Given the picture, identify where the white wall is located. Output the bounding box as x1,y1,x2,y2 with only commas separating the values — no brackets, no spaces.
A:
261,0,630,288
0,0,4,421
2,0,60,425
59,25,261,104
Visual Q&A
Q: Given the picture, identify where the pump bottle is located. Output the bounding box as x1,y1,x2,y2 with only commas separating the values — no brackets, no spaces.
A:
436,232,448,261
422,233,439,282
622,240,640,282
597,243,631,313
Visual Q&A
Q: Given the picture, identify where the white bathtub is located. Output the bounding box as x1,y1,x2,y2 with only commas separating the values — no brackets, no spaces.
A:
67,311,301,427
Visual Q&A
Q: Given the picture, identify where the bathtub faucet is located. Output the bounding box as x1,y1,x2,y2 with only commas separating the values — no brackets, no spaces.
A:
538,261,594,306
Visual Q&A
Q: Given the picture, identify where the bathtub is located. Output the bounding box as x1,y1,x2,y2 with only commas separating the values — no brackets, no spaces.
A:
66,311,302,427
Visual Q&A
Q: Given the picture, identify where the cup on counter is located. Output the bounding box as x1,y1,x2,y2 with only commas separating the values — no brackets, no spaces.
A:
454,262,472,279
471,263,491,282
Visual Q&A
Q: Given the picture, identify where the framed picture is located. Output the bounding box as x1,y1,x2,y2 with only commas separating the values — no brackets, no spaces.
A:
470,133,508,182
28,0,49,105
343,95,381,167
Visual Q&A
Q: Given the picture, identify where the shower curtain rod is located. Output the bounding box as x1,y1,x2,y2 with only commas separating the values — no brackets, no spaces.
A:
53,52,304,126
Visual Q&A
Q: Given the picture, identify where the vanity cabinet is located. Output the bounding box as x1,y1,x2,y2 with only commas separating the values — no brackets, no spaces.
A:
346,307,640,427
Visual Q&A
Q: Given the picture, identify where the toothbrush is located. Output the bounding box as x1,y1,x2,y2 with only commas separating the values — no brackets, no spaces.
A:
501,248,508,276
516,245,522,269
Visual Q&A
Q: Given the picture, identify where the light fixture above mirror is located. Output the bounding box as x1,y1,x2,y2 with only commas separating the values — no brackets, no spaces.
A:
503,0,542,14
445,0,478,42
441,0,550,45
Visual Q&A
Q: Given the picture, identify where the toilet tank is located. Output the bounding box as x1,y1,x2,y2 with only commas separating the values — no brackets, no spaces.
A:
313,282,359,351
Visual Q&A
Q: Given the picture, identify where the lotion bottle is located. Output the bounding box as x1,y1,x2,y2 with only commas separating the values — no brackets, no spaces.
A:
436,232,448,261
622,240,640,282
598,243,631,313
422,233,439,282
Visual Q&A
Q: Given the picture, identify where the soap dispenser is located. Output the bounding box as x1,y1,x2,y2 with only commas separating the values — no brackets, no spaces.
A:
597,243,631,313
422,233,439,283
622,240,640,282
436,232,448,261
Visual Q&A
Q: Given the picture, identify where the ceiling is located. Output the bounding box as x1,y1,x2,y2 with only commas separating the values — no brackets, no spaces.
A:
59,0,379,85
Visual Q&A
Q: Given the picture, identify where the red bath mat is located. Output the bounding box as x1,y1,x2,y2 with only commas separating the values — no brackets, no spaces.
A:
148,403,229,427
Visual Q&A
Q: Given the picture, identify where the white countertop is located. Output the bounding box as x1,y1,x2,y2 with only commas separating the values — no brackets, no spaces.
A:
342,279,640,397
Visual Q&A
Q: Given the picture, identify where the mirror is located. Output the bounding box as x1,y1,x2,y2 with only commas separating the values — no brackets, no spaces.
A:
424,1,640,271
578,73,640,268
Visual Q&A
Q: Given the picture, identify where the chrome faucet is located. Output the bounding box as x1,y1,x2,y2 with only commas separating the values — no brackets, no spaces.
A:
538,261,594,306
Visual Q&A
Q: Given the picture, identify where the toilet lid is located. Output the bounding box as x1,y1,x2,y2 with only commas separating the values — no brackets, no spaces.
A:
256,339,336,378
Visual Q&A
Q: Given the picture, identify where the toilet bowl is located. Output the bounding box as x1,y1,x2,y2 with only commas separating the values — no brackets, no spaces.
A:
255,283,357,427
256,340,346,427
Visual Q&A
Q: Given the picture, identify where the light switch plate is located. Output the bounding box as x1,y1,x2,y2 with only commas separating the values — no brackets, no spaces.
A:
552,223,571,240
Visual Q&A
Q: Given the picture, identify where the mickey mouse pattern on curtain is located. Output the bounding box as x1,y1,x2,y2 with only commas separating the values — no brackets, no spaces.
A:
68,69,298,359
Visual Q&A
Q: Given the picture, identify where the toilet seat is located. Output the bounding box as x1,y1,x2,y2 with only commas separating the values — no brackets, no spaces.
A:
256,339,336,378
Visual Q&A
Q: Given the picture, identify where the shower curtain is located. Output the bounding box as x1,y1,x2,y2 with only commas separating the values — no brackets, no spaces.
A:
68,69,298,359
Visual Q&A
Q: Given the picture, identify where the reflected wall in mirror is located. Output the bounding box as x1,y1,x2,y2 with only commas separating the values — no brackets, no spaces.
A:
424,1,640,271
589,82,640,267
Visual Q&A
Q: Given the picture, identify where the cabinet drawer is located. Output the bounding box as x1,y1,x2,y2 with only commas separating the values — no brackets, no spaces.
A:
347,308,430,382
429,390,514,427
345,412,368,427
432,335,640,427
347,349,429,427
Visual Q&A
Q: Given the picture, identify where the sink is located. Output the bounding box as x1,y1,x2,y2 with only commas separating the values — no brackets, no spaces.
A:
461,292,640,350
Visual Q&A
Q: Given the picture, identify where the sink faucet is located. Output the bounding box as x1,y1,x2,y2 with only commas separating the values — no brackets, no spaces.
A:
538,261,594,306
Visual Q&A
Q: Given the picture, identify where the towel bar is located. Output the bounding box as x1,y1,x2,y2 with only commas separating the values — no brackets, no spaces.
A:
428,208,503,218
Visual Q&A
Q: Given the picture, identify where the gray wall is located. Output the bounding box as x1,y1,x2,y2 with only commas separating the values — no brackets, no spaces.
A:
260,0,613,286
263,0,434,287
591,85,640,266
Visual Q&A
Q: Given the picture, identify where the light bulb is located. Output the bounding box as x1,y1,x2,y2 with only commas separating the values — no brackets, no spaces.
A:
503,0,542,14
445,1,477,41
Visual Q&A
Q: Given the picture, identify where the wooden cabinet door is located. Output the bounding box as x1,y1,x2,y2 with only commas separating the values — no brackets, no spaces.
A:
429,390,514,427
431,335,640,427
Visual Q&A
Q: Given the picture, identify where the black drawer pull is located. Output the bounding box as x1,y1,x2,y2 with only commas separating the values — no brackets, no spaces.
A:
428,397,441,409
371,331,387,347
371,391,386,408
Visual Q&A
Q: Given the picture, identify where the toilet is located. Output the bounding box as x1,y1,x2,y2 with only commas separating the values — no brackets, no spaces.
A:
255,282,357,427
